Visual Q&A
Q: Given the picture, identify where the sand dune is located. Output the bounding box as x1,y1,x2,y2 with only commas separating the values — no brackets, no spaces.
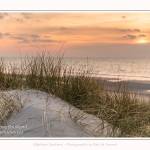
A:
0,90,111,137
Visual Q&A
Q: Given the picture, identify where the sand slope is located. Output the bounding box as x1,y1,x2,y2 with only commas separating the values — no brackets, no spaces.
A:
0,90,111,137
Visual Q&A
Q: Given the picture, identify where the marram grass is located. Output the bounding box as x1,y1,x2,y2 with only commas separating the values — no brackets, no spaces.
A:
0,53,150,137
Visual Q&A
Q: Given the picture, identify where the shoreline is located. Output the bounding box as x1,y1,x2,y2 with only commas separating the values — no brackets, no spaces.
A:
97,77,150,95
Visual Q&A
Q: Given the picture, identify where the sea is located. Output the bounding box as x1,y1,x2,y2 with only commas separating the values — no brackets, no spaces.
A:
3,57,150,82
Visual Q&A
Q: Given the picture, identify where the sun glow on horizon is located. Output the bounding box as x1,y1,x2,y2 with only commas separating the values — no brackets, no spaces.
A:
137,39,148,44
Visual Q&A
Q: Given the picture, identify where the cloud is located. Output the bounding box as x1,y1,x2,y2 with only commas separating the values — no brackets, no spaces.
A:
44,36,51,38
16,19,23,22
0,13,8,19
60,27,68,30
3,32,11,36
21,13,32,19
127,34,137,39
139,34,146,37
116,29,130,32
32,39,60,43
31,34,39,38
134,29,140,32
0,33,3,38
116,28,140,32
10,36,29,43
123,34,137,39
0,32,10,38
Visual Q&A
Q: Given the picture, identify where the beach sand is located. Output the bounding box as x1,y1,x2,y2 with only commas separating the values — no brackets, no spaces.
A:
107,79,150,92
99,78,150,99
0,90,111,137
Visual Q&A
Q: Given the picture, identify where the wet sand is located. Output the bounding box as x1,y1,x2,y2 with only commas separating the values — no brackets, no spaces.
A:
106,78,150,94
97,78,150,102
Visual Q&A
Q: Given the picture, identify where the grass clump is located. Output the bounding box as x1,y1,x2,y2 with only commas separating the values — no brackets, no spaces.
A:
0,53,150,137
0,92,22,126
98,88,150,137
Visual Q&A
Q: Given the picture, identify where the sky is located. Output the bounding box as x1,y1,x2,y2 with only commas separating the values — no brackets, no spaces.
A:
0,12,150,57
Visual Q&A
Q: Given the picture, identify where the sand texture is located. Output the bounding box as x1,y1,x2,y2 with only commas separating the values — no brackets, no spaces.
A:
0,90,111,137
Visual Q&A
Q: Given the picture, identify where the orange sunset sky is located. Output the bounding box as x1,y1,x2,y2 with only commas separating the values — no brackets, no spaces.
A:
0,12,150,57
